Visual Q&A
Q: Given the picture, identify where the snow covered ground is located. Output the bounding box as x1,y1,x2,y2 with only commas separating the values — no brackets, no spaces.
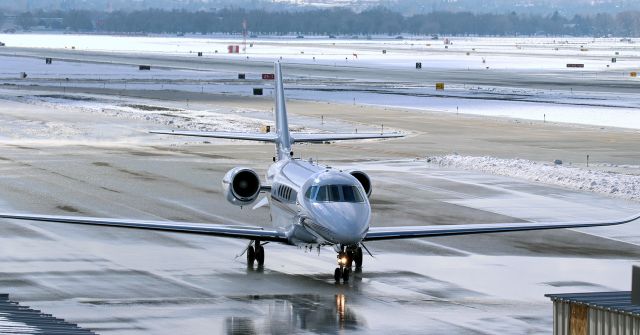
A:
283,85,640,130
1,33,640,130
2,49,640,130
0,88,391,145
0,91,299,137
426,154,640,202
1,34,638,71
0,34,639,335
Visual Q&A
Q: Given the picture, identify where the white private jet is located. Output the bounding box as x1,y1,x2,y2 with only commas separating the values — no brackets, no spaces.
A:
1,63,638,283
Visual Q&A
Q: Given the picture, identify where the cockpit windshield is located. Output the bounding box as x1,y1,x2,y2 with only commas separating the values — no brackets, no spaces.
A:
304,185,365,203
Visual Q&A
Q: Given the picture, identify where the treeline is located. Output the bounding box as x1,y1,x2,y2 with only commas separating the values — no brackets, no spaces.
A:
14,8,640,36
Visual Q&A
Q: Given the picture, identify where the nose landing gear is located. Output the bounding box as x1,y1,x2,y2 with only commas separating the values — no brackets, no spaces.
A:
354,247,363,268
334,250,350,283
334,246,363,283
334,266,349,282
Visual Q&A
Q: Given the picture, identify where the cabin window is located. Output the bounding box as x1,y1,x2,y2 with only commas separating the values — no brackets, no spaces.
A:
329,185,341,201
305,186,316,199
316,185,329,202
342,185,364,202
275,184,296,203
305,184,364,203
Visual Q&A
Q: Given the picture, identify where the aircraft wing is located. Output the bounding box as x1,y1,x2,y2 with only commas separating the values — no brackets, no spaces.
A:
150,130,278,142
0,213,289,243
292,133,404,143
363,212,640,241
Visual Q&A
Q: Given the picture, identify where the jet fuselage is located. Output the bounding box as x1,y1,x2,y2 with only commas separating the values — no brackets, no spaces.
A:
266,157,370,247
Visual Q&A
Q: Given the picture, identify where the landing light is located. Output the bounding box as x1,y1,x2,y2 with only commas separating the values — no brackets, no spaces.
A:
339,256,348,265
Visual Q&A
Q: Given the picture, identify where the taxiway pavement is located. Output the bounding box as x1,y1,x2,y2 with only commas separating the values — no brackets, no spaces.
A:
0,85,638,334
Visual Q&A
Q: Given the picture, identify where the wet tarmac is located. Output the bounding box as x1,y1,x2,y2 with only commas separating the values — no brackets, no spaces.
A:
0,52,638,333
0,140,638,334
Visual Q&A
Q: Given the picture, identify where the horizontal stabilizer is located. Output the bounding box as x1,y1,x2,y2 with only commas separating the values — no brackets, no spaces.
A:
150,130,278,142
151,130,403,143
292,132,404,143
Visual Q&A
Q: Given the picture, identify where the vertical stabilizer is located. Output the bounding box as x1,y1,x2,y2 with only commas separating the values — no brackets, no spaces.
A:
274,62,292,160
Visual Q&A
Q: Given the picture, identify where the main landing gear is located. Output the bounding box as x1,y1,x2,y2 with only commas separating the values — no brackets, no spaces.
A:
247,240,265,267
334,246,363,283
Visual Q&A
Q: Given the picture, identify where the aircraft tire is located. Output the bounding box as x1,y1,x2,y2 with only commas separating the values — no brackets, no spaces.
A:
334,268,341,282
342,268,350,282
347,250,354,267
354,247,363,268
255,244,265,266
247,246,255,266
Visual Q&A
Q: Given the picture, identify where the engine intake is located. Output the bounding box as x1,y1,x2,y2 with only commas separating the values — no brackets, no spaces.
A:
222,167,261,206
348,170,372,198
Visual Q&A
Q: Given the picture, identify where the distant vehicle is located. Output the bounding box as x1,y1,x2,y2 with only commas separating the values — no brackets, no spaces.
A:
250,34,258,38
329,35,336,39
0,42,4,47
296,35,304,39
2,63,639,283
395,36,404,40
431,34,439,40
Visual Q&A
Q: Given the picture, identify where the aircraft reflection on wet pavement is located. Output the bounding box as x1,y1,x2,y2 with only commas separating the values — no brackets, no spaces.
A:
1,62,638,283
224,294,358,335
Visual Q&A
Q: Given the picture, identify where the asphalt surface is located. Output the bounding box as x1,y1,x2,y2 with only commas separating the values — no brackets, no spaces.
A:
0,88,638,334
0,48,638,334
2,47,639,93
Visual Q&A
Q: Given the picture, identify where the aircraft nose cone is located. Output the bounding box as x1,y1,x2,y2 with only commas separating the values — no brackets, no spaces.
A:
308,203,370,245
333,223,367,245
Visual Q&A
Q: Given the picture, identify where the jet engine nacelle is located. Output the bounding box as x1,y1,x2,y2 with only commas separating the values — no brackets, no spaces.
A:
222,167,261,206
346,170,372,198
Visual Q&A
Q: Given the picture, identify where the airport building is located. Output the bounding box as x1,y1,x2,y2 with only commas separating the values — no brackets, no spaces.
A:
547,266,640,335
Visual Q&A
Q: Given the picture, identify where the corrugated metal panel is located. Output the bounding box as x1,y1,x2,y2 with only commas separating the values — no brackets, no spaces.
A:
589,308,597,335
547,292,640,317
549,292,640,335
0,294,95,334
555,301,570,335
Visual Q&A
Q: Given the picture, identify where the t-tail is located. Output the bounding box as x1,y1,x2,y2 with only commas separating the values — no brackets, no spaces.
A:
274,62,293,161
150,62,405,153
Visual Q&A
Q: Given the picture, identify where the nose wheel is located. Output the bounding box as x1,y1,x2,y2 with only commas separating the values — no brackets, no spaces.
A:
334,266,350,282
334,246,363,283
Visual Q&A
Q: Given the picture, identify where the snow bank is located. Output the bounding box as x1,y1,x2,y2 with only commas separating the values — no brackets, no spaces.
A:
12,94,282,134
426,155,640,201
